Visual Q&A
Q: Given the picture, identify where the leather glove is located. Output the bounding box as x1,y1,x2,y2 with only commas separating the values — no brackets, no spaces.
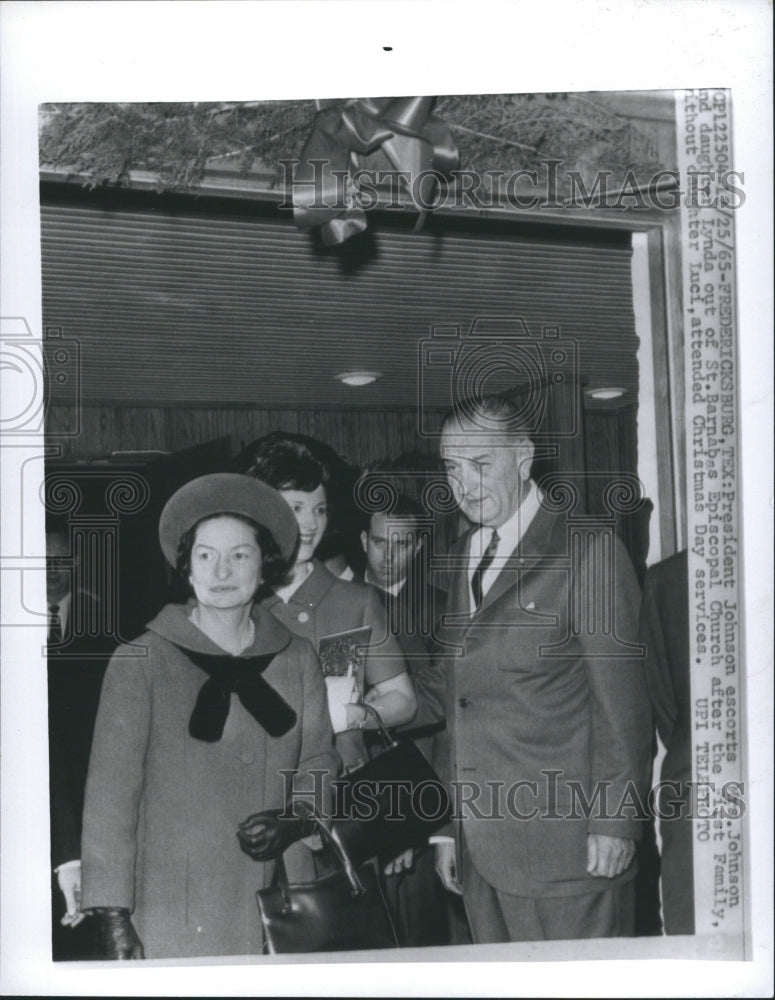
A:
237,804,316,861
91,907,144,960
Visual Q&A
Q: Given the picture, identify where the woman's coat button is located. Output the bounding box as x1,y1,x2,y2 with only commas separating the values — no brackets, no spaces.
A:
240,750,255,765
297,611,310,623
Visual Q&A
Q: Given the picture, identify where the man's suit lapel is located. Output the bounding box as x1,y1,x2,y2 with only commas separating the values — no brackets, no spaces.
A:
439,529,476,638
441,505,566,631
476,505,565,617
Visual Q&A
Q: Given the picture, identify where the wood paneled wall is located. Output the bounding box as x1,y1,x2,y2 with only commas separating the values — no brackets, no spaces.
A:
47,400,640,482
47,396,650,578
46,404,446,468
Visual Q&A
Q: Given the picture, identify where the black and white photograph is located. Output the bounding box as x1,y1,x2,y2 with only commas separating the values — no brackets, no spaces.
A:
1,2,772,996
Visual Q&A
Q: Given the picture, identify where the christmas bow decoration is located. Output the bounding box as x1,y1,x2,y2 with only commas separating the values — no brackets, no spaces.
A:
289,96,459,246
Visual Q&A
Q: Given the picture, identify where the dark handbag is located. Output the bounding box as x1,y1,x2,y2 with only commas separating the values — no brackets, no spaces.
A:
256,817,398,954
332,703,451,865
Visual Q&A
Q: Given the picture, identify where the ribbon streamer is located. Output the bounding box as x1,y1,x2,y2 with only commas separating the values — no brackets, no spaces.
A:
179,646,298,742
289,96,459,246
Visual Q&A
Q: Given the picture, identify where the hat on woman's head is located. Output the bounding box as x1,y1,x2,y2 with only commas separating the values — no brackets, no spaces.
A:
158,473,298,565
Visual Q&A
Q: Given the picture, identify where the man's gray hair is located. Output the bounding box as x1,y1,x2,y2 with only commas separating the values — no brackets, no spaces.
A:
441,394,534,443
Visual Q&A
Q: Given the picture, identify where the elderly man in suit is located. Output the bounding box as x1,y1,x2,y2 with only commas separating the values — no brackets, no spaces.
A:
432,395,652,943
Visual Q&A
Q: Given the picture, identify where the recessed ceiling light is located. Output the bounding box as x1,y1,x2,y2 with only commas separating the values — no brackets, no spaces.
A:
335,370,382,386
586,387,626,400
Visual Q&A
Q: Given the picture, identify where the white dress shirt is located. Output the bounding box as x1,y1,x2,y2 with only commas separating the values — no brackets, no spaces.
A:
364,570,406,597
466,480,542,613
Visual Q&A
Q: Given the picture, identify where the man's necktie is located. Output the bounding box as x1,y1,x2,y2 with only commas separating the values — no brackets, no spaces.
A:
48,604,62,644
471,529,500,610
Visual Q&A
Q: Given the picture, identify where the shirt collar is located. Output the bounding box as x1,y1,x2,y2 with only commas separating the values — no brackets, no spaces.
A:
365,569,406,597
264,559,338,609
272,560,315,604
49,591,72,631
471,479,541,558
494,479,542,554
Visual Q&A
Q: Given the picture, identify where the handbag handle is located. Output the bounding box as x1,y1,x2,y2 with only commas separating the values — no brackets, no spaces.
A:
274,816,367,912
361,701,398,750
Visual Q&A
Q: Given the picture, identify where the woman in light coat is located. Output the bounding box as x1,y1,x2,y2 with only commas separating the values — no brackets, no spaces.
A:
80,473,339,959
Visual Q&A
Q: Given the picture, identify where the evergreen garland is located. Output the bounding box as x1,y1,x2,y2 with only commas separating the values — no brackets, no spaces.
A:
39,95,665,193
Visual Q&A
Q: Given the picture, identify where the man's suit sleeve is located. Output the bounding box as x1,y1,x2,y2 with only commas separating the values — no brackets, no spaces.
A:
640,565,679,748
398,653,446,732
430,704,454,840
48,717,81,868
409,586,452,729
47,603,109,870
580,533,653,841
429,638,456,838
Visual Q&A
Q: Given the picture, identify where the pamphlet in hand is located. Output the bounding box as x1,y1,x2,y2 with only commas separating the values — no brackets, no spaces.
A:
317,626,372,700
318,626,372,734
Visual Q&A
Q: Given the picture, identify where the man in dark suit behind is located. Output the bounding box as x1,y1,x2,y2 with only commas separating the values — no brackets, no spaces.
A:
360,497,455,947
432,395,653,943
46,529,112,960
361,497,447,741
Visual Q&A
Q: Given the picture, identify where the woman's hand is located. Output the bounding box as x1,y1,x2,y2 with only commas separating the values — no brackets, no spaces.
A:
237,805,316,860
363,673,417,728
91,907,145,959
344,701,368,730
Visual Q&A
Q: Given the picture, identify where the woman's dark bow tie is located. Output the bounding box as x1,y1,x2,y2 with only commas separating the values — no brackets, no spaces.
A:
175,646,297,742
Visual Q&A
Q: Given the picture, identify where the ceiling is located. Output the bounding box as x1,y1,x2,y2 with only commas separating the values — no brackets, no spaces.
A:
40,181,639,414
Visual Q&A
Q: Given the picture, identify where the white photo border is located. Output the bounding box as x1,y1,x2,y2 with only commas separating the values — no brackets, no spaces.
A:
1,1,772,996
